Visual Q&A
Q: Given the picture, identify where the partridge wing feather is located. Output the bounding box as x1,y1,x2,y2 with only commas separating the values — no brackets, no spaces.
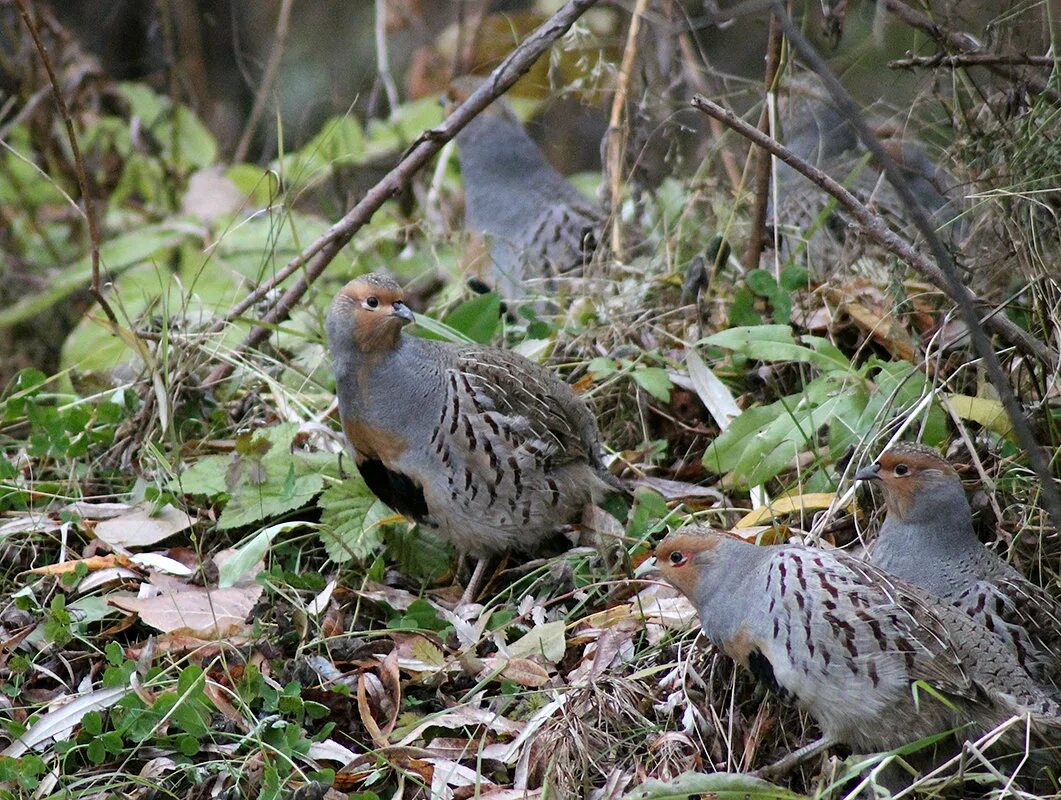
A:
960,575,1061,683
444,347,600,471
773,551,976,698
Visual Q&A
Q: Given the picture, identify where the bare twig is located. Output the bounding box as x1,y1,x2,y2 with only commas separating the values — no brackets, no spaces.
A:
204,0,602,387
233,0,294,164
690,96,1057,369
605,0,649,258
879,0,1058,102
742,14,783,272
15,0,120,329
768,4,1061,533
889,53,1056,70
372,0,400,115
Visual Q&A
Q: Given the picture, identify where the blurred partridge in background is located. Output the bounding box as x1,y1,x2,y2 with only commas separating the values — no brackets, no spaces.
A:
326,272,616,601
770,75,966,278
857,442,1061,686
655,527,1061,762
448,78,605,300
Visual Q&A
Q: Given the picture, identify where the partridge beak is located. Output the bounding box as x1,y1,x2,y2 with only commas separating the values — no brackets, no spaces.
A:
391,302,415,325
854,462,881,482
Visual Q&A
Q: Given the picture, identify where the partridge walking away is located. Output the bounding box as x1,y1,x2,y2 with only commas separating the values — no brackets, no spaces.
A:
857,443,1061,686
655,527,1061,761
449,78,604,299
326,272,616,600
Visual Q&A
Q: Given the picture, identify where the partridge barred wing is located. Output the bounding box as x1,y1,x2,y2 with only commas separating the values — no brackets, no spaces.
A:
444,347,604,472
956,575,1061,685
763,549,976,701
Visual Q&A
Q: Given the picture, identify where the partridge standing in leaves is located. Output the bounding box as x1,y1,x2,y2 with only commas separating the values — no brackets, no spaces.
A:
655,527,1061,761
857,443,1061,687
326,272,616,601
449,78,604,299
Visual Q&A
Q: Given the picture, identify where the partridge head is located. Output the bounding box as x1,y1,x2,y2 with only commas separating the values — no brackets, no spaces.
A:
654,526,1061,761
327,271,616,599
448,77,604,299
857,442,1061,686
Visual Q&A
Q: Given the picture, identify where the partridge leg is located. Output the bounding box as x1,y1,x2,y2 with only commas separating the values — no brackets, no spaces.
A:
753,737,834,780
460,558,489,605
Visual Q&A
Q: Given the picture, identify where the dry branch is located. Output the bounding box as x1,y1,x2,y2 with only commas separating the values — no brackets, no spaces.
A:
879,0,1058,102
15,0,120,329
233,0,294,164
204,0,601,386
888,53,1056,70
766,3,1061,532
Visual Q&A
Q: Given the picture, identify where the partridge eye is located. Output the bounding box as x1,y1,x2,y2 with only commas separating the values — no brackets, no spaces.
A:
893,463,909,476
669,551,687,566
364,296,380,309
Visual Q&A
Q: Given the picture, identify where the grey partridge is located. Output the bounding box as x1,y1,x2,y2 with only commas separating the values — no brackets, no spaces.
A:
326,272,616,600
770,76,965,277
448,78,604,299
856,442,1061,686
655,527,1061,761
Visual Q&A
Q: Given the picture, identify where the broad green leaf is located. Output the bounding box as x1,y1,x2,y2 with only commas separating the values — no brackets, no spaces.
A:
1,224,193,329
745,269,778,297
703,404,779,474
319,479,386,562
704,326,850,372
632,367,672,402
442,293,502,343
383,524,453,581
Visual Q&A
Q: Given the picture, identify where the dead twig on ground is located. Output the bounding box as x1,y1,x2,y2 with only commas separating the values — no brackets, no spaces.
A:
233,0,294,164
771,3,1061,532
204,0,602,387
15,0,121,330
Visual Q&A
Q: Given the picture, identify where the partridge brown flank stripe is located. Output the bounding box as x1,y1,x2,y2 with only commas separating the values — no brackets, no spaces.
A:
656,527,1061,758
326,272,615,592
857,442,1061,687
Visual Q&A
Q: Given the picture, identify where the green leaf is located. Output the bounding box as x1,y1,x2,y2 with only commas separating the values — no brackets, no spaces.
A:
2,224,192,330
219,521,317,588
704,326,851,372
383,524,453,581
779,265,810,291
319,479,386,562
587,357,618,378
442,293,502,343
728,286,760,327
632,367,673,402
745,269,778,297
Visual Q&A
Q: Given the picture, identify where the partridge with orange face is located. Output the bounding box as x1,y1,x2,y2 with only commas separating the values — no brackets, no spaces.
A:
856,443,1061,686
326,272,615,600
654,527,1061,760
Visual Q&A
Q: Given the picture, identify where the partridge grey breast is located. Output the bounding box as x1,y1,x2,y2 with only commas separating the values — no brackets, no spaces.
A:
656,527,1061,758
449,79,604,299
326,272,615,559
857,442,1061,687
